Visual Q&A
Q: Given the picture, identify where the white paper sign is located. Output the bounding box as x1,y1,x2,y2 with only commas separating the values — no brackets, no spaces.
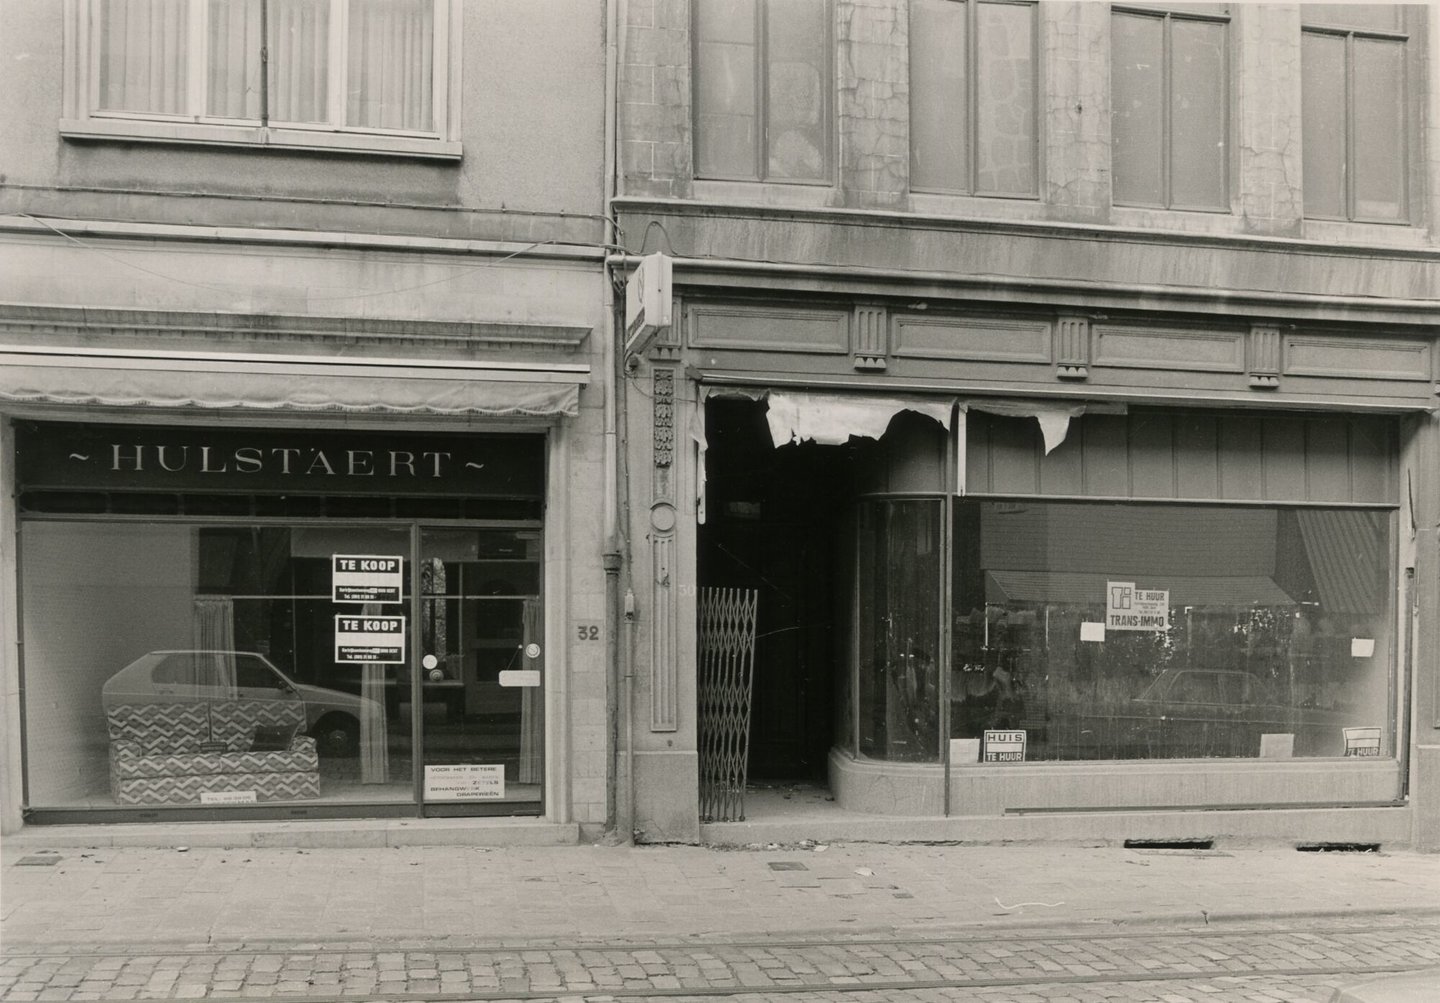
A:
1259,733,1295,758
949,738,981,765
498,670,542,688
1080,621,1106,642
332,554,403,604
424,764,505,801
334,615,406,664
1106,581,1170,632
1351,637,1375,658
200,790,257,804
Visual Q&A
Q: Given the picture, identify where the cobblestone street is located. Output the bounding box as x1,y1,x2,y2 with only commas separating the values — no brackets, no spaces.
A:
3,920,1438,1001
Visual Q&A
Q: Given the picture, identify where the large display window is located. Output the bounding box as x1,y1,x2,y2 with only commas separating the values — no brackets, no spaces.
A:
15,421,548,820
948,500,1395,762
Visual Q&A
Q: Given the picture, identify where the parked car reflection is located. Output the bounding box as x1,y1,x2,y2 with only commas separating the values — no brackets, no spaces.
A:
101,650,380,758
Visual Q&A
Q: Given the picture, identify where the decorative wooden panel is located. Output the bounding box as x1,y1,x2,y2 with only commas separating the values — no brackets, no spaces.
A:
852,305,888,370
1284,336,1431,381
689,304,849,354
1054,315,1090,380
1093,324,1246,372
892,316,1051,363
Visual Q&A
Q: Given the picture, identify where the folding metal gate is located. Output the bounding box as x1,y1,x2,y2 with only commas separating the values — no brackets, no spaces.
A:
697,587,758,822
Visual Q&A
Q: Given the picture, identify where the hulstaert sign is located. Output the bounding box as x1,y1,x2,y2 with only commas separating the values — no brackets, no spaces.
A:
16,421,544,498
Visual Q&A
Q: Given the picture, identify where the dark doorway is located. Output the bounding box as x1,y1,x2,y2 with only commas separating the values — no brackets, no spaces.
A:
698,399,851,782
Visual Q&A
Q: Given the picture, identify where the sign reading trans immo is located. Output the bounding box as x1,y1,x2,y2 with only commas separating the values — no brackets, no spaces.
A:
1105,581,1170,632
335,615,406,664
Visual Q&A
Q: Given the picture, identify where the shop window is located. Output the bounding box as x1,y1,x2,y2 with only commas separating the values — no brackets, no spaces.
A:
692,0,833,183
1111,3,1230,210
909,0,1037,197
949,500,1395,762
62,0,461,159
1301,4,1412,222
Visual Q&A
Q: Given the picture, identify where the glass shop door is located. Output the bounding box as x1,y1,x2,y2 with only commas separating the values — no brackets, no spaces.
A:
415,527,544,813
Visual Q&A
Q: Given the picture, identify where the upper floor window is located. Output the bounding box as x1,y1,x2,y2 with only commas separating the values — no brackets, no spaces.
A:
63,0,460,159
909,0,1037,198
692,0,833,184
1301,5,1412,222
1111,4,1230,211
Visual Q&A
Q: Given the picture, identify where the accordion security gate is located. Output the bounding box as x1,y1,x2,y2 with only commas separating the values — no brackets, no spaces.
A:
697,587,759,822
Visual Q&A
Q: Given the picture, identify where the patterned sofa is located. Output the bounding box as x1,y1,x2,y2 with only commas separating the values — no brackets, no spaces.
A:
106,700,321,805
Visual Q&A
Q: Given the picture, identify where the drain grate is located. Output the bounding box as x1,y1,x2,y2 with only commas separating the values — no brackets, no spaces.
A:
1297,842,1381,853
1124,838,1215,850
767,861,808,871
15,853,61,866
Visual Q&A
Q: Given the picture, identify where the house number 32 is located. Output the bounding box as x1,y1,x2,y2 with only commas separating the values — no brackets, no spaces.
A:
574,621,602,642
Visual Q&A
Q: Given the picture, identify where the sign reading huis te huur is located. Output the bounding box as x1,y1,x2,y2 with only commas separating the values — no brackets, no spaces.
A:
15,422,543,498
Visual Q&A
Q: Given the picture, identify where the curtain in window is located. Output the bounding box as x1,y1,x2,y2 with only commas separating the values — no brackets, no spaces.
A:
270,0,330,124
192,597,237,692
348,0,434,132
359,603,390,785
97,0,189,115
207,0,262,119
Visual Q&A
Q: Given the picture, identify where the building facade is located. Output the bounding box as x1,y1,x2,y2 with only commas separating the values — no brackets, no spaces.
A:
0,0,614,838
614,1,1440,848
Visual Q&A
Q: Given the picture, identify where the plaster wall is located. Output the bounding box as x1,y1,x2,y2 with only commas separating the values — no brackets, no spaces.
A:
0,0,606,240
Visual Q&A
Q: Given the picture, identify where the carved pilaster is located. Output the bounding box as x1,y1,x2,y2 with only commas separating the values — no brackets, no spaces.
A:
1248,324,1282,388
650,367,679,732
852,304,888,371
1055,315,1090,380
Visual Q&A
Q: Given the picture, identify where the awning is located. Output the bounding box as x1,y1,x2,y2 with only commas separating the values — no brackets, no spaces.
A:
986,570,1298,607
757,390,955,447
0,345,587,416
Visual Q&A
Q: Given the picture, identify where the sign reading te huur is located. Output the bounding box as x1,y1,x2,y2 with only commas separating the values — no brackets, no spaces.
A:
1105,581,1170,632
332,555,403,604
334,615,406,664
982,730,1027,763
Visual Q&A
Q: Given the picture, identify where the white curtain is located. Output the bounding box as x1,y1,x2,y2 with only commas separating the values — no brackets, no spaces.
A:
207,0,262,119
97,0,190,114
348,0,434,131
359,603,389,784
270,0,330,124
518,599,544,785
192,597,237,692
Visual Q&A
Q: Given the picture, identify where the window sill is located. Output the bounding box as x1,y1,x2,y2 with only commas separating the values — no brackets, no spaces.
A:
60,118,462,161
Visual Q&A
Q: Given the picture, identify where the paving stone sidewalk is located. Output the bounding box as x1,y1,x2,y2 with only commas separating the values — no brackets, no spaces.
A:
4,842,1438,1001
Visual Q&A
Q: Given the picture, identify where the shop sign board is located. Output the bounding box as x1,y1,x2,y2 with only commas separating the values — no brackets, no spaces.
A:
14,421,544,498
1105,581,1170,631
983,730,1026,763
424,764,505,801
334,615,406,664
332,555,403,604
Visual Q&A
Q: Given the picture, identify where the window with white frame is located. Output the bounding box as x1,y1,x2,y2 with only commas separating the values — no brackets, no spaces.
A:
1300,4,1414,222
63,0,460,159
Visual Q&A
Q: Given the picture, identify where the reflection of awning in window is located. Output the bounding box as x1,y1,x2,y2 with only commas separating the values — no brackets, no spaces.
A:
985,570,1298,608
0,346,587,416
1296,510,1386,615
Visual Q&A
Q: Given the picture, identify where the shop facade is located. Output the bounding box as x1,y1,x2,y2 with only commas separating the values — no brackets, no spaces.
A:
613,209,1438,848
0,298,604,833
